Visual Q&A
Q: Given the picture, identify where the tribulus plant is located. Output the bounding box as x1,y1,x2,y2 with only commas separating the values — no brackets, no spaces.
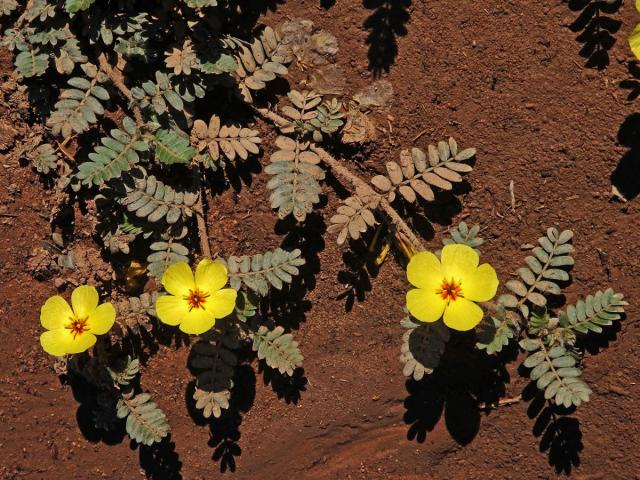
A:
2,0,629,473
1,0,325,456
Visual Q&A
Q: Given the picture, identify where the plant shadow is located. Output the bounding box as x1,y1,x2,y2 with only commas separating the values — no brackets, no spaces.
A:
523,383,583,474
403,331,511,445
186,364,256,473
612,113,640,200
566,0,622,69
363,0,412,76
139,436,183,480
67,364,184,479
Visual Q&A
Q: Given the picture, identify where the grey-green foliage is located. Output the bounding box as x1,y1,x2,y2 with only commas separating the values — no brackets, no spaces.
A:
153,128,196,165
220,247,306,296
116,391,170,446
191,114,261,168
0,0,18,16
327,187,380,245
477,228,574,354
370,138,475,204
399,317,450,380
116,292,159,333
193,387,230,419
131,71,203,116
47,63,110,138
265,136,325,222
476,304,520,355
520,335,591,408
122,174,198,225
147,234,190,280
29,143,58,174
251,325,303,376
329,138,475,245
76,117,147,186
183,0,218,7
557,289,626,337
66,0,96,13
442,221,483,253
14,41,49,78
280,90,345,142
225,25,292,103
189,328,239,392
108,356,140,386
501,228,574,320
234,291,258,322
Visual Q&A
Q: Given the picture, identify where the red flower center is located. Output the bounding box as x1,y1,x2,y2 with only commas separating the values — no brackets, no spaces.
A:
67,317,89,337
437,278,462,302
186,289,209,311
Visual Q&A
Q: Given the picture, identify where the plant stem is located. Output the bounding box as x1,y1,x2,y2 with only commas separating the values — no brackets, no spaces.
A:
192,166,212,259
97,53,144,126
255,107,426,252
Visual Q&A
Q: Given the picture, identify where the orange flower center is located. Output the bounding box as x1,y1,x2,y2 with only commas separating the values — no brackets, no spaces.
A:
66,317,89,337
185,289,209,311
437,278,462,302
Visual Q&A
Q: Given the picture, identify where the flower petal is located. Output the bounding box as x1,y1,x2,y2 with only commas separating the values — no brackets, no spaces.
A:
406,288,447,323
195,259,228,294
441,244,479,280
631,22,640,60
406,251,442,290
179,308,216,335
41,295,73,330
162,262,195,296
156,295,190,326
71,285,99,319
40,329,96,356
443,297,484,331
206,288,237,319
87,303,116,335
463,263,499,302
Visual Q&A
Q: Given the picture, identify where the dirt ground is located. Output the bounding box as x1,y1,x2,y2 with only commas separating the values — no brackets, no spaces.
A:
2,1,640,479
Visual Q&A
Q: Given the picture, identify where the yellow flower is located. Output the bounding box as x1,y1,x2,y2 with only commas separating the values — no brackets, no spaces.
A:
40,285,116,356
155,259,237,335
629,1,640,59
405,244,498,331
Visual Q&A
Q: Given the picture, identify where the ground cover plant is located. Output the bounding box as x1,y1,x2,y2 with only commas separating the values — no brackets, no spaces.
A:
0,0,637,478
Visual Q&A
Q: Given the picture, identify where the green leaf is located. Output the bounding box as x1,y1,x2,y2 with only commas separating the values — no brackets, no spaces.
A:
251,325,303,376
221,247,306,296
117,392,169,446
265,136,324,222
65,0,96,13
400,319,450,380
153,129,196,164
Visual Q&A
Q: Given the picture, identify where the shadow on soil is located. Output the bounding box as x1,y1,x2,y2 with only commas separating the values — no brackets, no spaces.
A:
68,349,186,479
403,331,511,446
363,0,412,76
612,113,640,200
565,0,622,69
523,383,583,475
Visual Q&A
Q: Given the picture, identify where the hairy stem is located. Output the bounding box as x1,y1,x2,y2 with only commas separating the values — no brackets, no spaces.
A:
97,53,144,126
255,107,426,252
192,166,212,259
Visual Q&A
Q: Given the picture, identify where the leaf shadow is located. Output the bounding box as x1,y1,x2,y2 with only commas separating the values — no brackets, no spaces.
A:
259,362,308,404
523,384,583,474
403,331,510,445
618,61,640,101
612,112,640,200
363,0,412,76
139,436,183,480
566,0,622,70
185,364,256,473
